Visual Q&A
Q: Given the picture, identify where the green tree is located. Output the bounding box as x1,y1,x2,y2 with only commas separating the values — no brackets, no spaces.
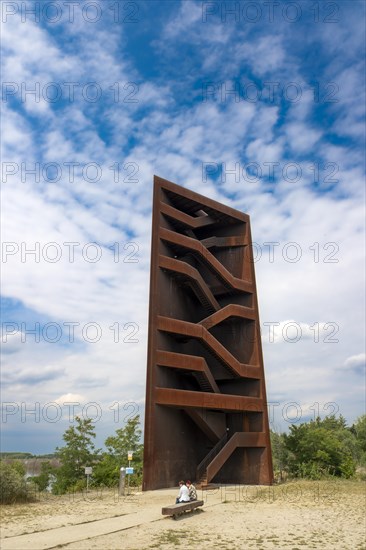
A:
351,414,366,465
353,414,366,450
32,461,57,492
93,415,143,487
53,416,100,494
284,415,356,479
350,414,366,468
270,430,290,481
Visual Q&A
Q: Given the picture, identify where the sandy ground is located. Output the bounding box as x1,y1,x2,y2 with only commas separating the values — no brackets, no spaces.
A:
1,480,365,549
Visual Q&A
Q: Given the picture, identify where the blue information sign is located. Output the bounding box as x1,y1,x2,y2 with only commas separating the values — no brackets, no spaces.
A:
126,467,134,474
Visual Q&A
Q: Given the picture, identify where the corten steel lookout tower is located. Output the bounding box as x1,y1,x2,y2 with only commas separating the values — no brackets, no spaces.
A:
143,176,273,490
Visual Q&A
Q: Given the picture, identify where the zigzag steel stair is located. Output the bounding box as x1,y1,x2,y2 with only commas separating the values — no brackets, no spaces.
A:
143,176,273,491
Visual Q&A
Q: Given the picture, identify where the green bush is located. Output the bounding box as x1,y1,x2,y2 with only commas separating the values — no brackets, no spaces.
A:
340,456,356,479
0,461,35,504
68,479,87,493
32,461,56,492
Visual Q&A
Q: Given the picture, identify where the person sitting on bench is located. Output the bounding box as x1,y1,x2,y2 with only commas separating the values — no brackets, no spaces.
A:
175,480,190,504
186,480,197,501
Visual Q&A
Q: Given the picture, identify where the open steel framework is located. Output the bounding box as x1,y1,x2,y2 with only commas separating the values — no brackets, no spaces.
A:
143,176,273,490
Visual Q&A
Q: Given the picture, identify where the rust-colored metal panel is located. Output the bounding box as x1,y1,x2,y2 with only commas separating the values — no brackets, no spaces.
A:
143,176,273,490
155,387,263,411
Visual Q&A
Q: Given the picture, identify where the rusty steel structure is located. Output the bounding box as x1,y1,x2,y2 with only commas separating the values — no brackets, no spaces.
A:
143,176,273,490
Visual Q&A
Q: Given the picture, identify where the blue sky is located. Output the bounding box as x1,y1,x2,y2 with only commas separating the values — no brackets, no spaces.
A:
1,0,365,454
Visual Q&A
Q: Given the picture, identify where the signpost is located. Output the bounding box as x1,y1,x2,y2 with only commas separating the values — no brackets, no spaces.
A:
119,452,134,496
127,450,133,494
85,466,92,493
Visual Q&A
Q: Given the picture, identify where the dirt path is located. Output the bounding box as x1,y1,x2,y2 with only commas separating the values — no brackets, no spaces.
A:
1,481,365,549
0,507,162,549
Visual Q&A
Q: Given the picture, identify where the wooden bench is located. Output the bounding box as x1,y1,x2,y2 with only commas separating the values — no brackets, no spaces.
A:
162,500,204,519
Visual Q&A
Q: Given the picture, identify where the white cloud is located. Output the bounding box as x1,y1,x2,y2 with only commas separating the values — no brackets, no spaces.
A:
285,122,322,154
54,393,87,405
162,0,230,45
235,35,286,77
344,354,365,371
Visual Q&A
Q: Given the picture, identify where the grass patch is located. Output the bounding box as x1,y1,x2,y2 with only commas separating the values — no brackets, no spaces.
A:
150,529,197,548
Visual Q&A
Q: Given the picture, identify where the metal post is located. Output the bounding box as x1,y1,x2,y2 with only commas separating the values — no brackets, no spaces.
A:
127,459,130,495
85,467,92,494
119,467,126,496
127,451,133,495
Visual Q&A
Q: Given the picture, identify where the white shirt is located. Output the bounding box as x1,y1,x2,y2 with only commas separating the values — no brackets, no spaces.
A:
178,484,190,502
